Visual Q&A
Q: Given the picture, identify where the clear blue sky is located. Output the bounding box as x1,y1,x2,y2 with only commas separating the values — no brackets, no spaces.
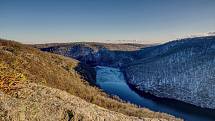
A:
0,0,215,44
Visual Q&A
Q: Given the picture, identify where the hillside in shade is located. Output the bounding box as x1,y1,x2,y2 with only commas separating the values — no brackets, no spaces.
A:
35,42,150,67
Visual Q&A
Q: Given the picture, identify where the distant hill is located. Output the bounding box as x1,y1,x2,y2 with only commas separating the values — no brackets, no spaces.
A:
0,39,179,121
34,42,151,51
34,42,151,67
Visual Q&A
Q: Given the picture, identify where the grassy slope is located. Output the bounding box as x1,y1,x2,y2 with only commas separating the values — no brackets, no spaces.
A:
0,39,180,120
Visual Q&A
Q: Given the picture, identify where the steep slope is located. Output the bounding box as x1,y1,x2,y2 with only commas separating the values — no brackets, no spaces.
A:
0,39,179,120
124,36,215,109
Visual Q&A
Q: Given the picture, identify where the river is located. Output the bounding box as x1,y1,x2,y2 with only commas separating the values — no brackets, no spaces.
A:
95,66,215,121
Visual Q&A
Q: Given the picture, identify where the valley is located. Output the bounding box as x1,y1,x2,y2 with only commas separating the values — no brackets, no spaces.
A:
1,1,215,120
1,35,215,121
37,35,215,121
0,39,178,121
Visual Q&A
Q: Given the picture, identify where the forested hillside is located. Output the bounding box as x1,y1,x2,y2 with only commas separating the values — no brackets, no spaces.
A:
124,36,215,109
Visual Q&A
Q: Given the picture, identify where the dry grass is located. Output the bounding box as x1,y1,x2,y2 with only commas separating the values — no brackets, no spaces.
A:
0,39,180,120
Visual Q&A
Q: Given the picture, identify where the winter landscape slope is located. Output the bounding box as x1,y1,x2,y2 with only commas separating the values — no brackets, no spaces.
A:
124,36,215,109
0,39,179,121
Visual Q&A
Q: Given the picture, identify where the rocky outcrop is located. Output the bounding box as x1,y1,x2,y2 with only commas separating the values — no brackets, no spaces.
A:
0,83,145,121
124,36,215,109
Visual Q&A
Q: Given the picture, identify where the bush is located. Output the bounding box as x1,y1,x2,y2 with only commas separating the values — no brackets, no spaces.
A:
0,62,26,92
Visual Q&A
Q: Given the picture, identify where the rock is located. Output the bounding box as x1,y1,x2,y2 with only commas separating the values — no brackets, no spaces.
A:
0,83,144,121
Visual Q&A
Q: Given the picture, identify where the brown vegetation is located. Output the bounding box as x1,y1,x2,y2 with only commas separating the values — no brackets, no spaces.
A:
0,62,26,92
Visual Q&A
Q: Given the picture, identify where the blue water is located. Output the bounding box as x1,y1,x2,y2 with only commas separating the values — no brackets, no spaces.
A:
95,66,215,121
